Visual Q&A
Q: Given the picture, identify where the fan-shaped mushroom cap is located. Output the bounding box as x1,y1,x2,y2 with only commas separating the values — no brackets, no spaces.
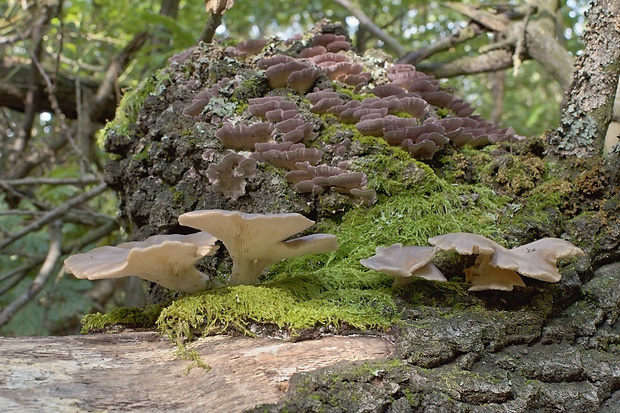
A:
360,243,446,287
64,232,218,293
500,238,585,282
178,210,338,285
428,232,503,257
430,233,585,290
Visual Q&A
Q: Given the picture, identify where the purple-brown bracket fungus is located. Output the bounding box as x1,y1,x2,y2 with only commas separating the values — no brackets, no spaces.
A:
64,233,219,293
178,209,338,285
206,152,257,200
215,122,275,150
360,244,446,288
428,233,585,291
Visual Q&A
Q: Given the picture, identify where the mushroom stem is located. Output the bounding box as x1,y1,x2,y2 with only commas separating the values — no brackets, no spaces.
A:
229,259,264,285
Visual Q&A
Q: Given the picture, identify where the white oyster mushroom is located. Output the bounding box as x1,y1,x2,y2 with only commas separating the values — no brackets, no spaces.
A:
64,232,218,293
429,232,584,291
178,209,338,285
360,243,446,287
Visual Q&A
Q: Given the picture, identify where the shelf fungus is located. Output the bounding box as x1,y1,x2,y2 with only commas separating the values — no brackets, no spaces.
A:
428,233,584,291
64,232,219,293
178,209,338,285
360,243,446,287
206,152,257,201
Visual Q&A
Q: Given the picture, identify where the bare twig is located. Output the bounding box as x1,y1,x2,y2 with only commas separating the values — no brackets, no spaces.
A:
332,0,405,56
63,220,119,253
0,268,31,296
0,210,47,216
1,176,102,186
0,183,108,250
0,220,62,328
199,0,234,43
29,52,96,175
416,48,515,78
0,219,118,293
397,23,482,65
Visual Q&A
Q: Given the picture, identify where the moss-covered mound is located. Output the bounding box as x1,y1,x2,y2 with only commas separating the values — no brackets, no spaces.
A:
91,20,620,412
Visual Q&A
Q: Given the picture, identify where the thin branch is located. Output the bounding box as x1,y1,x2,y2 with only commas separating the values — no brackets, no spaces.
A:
416,49,515,78
90,31,148,121
0,262,40,284
0,266,32,296
29,52,95,175
0,219,118,292
0,210,47,216
0,183,108,250
1,176,102,186
0,179,115,227
0,220,62,328
397,23,483,65
332,0,405,56
63,219,119,253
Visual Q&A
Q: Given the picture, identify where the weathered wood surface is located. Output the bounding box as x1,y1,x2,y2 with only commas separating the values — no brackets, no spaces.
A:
0,332,393,412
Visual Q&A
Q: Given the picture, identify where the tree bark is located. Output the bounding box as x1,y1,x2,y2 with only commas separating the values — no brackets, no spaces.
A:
0,332,392,412
548,0,620,158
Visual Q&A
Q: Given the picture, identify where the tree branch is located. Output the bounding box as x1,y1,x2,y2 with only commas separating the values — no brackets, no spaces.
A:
416,48,515,78
0,176,102,186
0,62,118,124
0,221,62,328
0,183,108,250
397,24,483,66
332,0,405,56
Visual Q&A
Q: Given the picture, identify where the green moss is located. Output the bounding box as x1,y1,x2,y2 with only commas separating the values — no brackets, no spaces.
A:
509,179,573,230
157,283,397,343
102,75,161,142
131,143,151,161
172,190,184,205
80,304,164,334
332,85,374,101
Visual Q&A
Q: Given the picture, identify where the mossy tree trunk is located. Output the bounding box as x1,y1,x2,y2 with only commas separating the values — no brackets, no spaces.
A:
548,0,620,158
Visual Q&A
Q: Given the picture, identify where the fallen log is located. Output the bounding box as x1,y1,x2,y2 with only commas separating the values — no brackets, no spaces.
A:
0,332,393,412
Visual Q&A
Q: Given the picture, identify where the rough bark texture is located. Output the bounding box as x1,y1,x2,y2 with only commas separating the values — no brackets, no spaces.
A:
549,0,620,157
0,332,393,412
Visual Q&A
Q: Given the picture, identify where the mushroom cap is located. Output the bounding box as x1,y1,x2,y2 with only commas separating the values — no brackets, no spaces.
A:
178,210,316,256
178,209,338,285
428,232,504,256
360,243,446,287
497,238,585,282
360,243,436,278
64,232,219,293
117,232,218,257
430,232,585,287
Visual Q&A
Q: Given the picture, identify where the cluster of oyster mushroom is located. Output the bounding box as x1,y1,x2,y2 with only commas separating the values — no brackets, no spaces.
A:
361,233,584,291
65,210,583,294
64,210,338,293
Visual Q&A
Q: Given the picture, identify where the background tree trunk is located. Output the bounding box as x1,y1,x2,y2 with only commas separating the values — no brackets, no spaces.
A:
548,0,620,158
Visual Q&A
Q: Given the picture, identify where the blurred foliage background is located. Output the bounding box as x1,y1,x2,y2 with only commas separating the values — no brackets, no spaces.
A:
0,0,589,336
